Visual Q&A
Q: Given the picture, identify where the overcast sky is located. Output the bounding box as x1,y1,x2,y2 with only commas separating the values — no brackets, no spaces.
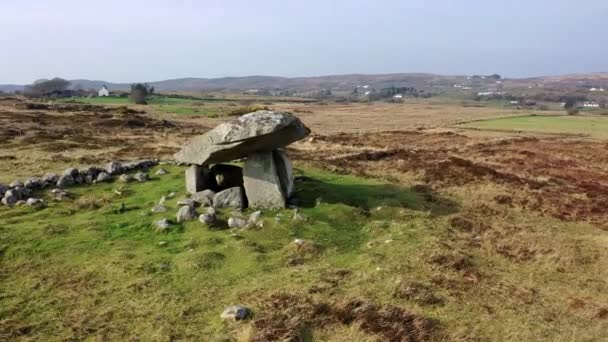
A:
1,0,607,84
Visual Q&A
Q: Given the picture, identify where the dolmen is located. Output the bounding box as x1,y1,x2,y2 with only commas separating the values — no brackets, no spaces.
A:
174,110,310,209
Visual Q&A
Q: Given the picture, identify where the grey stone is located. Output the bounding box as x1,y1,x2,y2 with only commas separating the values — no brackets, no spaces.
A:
15,200,26,206
213,187,245,209
158,195,167,205
293,208,307,221
192,189,215,207
154,218,171,232
243,152,285,209
63,167,79,178
26,198,44,206
84,174,94,184
155,168,168,175
133,171,148,182
50,188,69,200
199,213,216,225
185,165,215,194
96,172,112,182
206,207,217,216
56,175,75,188
9,180,23,188
42,173,59,184
2,190,18,206
151,204,168,213
105,161,123,175
74,175,84,184
24,177,43,189
177,198,196,207
174,111,310,166
228,217,248,228
11,187,27,199
118,174,132,183
221,305,251,321
211,164,243,190
273,150,294,198
249,210,262,224
176,205,196,223
0,184,7,197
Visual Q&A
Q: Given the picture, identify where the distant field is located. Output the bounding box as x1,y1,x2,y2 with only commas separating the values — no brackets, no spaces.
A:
459,115,608,138
62,95,201,105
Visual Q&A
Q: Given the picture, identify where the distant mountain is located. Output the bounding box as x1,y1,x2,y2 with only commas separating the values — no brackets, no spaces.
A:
2,72,608,93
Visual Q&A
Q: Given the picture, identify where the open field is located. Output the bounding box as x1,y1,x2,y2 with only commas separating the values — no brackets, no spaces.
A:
0,96,606,341
459,115,608,139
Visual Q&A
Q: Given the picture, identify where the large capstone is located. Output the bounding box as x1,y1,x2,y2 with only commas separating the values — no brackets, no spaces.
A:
243,151,286,209
174,111,310,166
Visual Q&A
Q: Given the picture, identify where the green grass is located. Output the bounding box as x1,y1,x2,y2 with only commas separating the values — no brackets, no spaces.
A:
1,165,606,341
459,114,608,138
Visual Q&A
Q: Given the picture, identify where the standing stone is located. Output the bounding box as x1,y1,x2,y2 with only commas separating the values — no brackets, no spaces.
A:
213,187,245,209
185,165,215,194
243,152,286,209
273,150,294,199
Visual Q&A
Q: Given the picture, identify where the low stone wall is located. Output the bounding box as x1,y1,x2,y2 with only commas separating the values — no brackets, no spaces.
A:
0,159,158,207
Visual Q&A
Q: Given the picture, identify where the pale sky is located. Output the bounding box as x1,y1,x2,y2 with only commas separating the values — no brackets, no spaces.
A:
1,0,607,84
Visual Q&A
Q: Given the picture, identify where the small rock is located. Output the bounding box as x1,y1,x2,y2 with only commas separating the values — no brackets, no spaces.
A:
199,213,216,225
56,175,75,188
63,167,79,178
221,305,251,321
158,241,168,247
177,198,196,207
96,172,112,182
26,198,44,206
158,195,167,205
315,197,323,206
249,210,262,224
74,175,84,184
154,218,171,232
155,168,168,175
105,161,123,175
151,204,168,213
192,189,215,207
166,192,176,198
118,174,133,183
1,191,18,206
24,177,43,189
293,208,307,221
42,173,59,184
84,175,94,184
176,205,196,223
50,188,69,200
9,180,23,188
206,207,217,216
134,171,148,182
15,200,26,206
228,217,248,228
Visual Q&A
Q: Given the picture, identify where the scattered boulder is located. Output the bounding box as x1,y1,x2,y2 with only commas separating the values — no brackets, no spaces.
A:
0,184,7,197
213,187,245,209
155,168,168,175
158,195,167,205
249,210,262,225
154,218,171,232
199,207,217,225
133,171,148,182
96,172,112,182
50,188,69,200
192,189,215,207
243,152,286,209
151,204,168,213
228,217,249,228
177,198,196,207
293,208,307,221
15,200,26,206
42,173,60,184
56,175,75,188
174,111,310,166
176,205,196,223
211,164,243,190
221,305,251,321
26,198,44,206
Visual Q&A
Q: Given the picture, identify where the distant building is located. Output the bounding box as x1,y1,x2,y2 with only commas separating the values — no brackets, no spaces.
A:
583,102,599,108
98,85,109,97
590,88,605,92
510,100,520,105
393,94,403,99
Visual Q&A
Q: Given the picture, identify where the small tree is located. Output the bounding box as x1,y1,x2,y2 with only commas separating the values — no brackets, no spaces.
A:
24,77,70,97
130,83,150,104
564,98,579,115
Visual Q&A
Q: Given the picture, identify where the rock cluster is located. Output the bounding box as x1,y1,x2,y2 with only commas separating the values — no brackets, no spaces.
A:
174,111,309,209
0,159,158,207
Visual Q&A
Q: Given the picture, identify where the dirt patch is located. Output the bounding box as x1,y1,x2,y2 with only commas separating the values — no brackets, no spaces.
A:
249,292,439,342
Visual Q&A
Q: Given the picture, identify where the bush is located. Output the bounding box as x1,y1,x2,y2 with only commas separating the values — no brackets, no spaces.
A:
567,107,579,115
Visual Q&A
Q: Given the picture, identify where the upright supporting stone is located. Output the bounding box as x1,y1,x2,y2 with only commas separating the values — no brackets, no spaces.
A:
185,165,214,194
273,150,294,199
243,152,286,209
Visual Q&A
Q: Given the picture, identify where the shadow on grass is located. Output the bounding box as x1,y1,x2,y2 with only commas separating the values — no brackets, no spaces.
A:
294,175,458,217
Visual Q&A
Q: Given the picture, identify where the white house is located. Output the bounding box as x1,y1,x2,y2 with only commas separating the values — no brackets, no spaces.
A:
393,94,403,99
583,102,599,108
98,85,109,97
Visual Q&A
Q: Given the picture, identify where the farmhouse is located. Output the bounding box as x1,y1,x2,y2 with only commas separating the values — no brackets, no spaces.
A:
583,102,600,108
392,94,403,99
98,85,109,97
